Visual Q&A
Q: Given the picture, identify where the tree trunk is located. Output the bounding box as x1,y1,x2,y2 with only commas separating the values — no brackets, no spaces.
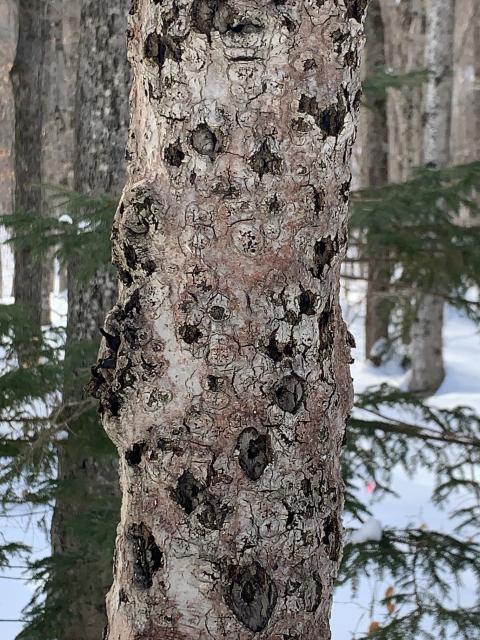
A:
0,0,17,300
40,0,81,323
11,0,46,336
379,0,425,355
409,0,454,394
451,0,478,167
362,0,390,365
48,2,130,639
97,2,362,638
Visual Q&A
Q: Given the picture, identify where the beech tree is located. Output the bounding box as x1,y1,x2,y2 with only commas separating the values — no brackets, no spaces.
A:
409,0,454,393
92,2,365,638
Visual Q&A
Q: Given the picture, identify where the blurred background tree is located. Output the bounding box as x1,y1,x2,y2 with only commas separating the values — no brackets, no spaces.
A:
0,0,479,638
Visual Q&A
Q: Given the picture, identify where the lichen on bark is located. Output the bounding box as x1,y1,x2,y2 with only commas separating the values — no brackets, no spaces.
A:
98,1,364,638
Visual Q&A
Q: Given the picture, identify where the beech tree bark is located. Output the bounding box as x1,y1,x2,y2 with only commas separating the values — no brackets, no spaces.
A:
95,2,364,638
409,0,454,393
48,2,130,639
10,0,46,331
362,0,390,365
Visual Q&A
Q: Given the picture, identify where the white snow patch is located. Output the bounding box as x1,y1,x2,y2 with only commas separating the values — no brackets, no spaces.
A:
349,518,383,544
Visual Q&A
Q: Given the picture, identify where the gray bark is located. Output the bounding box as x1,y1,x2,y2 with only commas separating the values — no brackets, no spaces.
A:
0,0,17,299
96,2,363,639
40,0,80,323
380,0,425,183
10,0,46,331
362,0,391,365
409,0,454,394
49,2,130,639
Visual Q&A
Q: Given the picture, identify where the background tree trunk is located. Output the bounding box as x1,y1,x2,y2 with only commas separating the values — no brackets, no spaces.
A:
409,0,455,393
48,2,130,639
99,2,362,638
380,0,425,184
40,0,81,323
362,0,391,365
0,0,17,300
380,0,426,352
10,0,46,333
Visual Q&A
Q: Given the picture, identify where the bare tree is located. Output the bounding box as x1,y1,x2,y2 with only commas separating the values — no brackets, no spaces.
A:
95,2,364,638
48,2,130,639
409,0,455,393
10,0,46,332
40,0,81,322
0,0,17,300
362,0,390,364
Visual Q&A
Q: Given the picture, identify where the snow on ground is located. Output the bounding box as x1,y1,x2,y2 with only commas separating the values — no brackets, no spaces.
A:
0,272,479,639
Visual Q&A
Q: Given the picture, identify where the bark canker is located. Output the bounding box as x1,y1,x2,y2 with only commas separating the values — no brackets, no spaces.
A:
99,1,363,638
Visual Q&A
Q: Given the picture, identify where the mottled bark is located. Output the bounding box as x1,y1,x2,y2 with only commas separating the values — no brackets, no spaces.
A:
409,0,454,393
10,0,46,331
0,0,17,299
362,0,390,364
96,2,363,639
49,2,130,639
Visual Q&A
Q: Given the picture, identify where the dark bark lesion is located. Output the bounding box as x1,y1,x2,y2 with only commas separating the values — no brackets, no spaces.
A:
225,561,278,632
275,374,305,414
237,427,272,480
250,138,282,178
127,522,164,589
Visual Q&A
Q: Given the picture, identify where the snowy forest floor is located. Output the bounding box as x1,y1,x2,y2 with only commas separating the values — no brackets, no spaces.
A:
0,256,479,639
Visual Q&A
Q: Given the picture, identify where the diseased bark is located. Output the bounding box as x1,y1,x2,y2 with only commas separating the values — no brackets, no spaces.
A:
96,2,363,638
0,0,17,299
362,0,390,365
10,0,46,331
49,2,130,639
409,0,454,393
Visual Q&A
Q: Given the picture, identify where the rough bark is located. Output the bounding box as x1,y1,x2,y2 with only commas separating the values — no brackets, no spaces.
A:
96,2,363,639
10,0,46,332
409,0,454,394
362,0,390,364
49,2,130,639
0,0,17,299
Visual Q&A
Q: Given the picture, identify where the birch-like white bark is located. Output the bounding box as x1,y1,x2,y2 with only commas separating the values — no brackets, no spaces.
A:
409,0,454,393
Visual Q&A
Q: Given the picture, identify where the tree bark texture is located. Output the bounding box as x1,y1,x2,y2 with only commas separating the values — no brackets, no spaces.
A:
380,0,425,183
362,0,391,365
0,0,17,299
49,2,130,639
409,0,454,394
451,0,479,166
39,0,81,323
97,2,364,638
10,0,46,330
